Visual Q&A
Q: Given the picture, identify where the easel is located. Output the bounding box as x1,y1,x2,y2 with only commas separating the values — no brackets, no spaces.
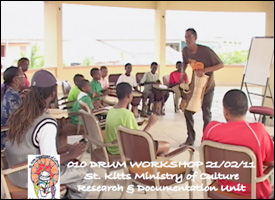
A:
240,37,274,121
241,77,274,120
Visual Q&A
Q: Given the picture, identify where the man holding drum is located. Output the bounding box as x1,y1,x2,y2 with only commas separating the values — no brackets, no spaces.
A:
180,28,224,146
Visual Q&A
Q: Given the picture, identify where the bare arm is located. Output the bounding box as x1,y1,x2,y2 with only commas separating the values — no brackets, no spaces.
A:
60,143,86,164
196,62,224,77
204,62,224,73
143,114,158,132
169,82,180,88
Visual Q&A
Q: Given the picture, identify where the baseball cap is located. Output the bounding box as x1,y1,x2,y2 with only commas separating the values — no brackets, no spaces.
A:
31,70,57,87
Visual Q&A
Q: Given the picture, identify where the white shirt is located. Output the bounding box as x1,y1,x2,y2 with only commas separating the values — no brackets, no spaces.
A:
34,119,58,155
117,74,138,88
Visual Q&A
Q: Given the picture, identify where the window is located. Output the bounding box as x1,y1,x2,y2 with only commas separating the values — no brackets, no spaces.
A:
1,1,44,69
62,4,155,66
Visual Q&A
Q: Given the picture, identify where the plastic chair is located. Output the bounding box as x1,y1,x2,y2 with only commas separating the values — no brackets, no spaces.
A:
79,109,123,199
200,140,274,199
117,126,195,199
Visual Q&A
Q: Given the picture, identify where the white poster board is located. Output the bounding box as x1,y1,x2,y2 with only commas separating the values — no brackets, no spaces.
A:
243,37,274,86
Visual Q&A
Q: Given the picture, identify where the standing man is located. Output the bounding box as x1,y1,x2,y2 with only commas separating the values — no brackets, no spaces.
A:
180,28,224,146
17,57,30,87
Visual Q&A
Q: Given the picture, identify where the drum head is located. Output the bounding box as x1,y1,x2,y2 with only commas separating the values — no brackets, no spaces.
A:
132,91,142,97
180,83,190,93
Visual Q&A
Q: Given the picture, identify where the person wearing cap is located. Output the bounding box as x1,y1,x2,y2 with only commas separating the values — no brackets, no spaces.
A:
1,66,25,149
4,70,94,199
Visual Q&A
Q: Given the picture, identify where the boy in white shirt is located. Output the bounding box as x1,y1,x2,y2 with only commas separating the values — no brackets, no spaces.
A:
117,63,142,117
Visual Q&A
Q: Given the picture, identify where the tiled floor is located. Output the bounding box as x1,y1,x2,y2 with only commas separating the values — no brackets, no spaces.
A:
73,86,274,199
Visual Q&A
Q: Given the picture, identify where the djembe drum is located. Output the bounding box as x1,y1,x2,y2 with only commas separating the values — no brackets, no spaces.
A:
185,74,209,113
152,84,170,115
103,95,118,106
131,91,143,117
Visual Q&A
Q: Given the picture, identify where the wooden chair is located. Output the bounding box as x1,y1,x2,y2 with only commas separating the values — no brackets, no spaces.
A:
117,126,195,199
57,81,74,110
1,128,67,199
136,72,145,91
61,80,71,96
162,75,177,112
108,74,121,87
79,101,108,128
1,157,28,199
200,140,274,199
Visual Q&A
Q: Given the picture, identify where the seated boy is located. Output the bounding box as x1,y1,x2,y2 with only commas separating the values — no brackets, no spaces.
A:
202,89,274,199
61,79,94,138
90,67,118,107
99,66,109,90
70,79,94,124
140,62,169,116
67,74,84,103
105,82,170,156
117,63,142,117
90,68,106,108
169,61,189,112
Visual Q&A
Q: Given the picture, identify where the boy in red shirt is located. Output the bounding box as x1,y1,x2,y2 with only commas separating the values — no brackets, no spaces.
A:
169,61,189,112
202,89,274,199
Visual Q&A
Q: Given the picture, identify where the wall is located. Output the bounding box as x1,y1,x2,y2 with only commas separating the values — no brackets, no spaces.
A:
0,64,244,90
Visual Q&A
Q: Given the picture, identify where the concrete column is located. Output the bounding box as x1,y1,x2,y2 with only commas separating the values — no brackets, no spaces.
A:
264,1,274,126
44,1,63,78
155,1,166,79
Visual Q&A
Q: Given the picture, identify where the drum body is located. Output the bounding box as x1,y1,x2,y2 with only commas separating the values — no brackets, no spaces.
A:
186,74,209,113
131,91,142,106
152,84,169,102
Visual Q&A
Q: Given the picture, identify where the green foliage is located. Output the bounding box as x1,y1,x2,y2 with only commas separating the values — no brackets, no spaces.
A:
82,57,94,66
20,51,26,58
30,44,44,69
218,50,248,65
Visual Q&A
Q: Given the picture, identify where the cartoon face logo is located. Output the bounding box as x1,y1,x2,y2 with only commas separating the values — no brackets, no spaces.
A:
30,156,59,199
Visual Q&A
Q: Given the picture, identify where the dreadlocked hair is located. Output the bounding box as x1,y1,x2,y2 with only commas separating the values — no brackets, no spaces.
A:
7,85,57,145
